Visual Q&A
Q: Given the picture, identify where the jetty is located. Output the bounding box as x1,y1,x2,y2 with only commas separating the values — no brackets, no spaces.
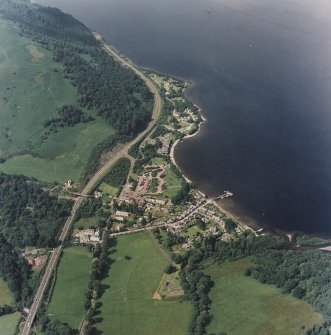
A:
214,190,234,201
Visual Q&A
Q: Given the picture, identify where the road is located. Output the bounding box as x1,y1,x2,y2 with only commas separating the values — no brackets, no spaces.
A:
21,38,162,335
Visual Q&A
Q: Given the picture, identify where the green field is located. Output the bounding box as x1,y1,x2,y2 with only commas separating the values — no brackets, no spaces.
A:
0,312,20,335
0,18,115,183
99,181,119,197
47,246,92,329
0,279,13,307
97,232,192,335
206,259,324,335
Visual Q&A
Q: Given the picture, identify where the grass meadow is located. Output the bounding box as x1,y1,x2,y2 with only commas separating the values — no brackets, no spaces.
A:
47,246,92,329
206,259,324,335
0,18,115,183
97,232,192,335
0,312,21,335
150,157,182,198
0,279,14,307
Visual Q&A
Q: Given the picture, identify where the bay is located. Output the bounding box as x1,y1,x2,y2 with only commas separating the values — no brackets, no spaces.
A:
36,0,331,236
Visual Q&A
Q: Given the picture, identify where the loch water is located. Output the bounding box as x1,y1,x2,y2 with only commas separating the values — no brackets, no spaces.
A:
36,0,331,236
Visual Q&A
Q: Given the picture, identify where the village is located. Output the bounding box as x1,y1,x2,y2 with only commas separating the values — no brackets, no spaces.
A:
69,72,244,253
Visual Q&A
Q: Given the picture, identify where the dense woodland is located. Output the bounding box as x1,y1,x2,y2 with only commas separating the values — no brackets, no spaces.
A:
0,0,153,136
0,173,72,248
102,157,131,189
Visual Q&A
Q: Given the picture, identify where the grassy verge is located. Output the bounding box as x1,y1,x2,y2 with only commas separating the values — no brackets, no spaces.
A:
206,259,324,335
97,232,192,335
47,246,92,329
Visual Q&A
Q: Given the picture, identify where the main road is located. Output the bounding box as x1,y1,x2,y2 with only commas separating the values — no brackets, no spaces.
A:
21,36,162,335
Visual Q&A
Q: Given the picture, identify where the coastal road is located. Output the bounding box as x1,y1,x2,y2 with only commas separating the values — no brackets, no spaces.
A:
21,36,162,335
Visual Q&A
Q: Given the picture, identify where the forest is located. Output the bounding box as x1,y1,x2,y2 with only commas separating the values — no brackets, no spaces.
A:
0,173,72,248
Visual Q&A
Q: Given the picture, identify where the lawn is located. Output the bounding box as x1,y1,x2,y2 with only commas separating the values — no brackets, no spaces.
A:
206,259,324,335
47,246,92,329
97,232,192,335
182,224,204,238
0,312,20,335
0,17,115,183
0,279,14,307
75,216,100,229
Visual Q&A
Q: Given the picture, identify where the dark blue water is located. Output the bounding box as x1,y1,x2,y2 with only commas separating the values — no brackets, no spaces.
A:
36,0,331,236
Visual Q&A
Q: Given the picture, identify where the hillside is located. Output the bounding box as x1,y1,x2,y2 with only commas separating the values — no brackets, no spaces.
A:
0,0,153,183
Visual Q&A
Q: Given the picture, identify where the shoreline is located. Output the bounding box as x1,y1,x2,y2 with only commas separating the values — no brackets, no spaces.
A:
168,87,255,233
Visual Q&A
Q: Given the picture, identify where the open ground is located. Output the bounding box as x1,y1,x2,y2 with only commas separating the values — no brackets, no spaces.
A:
0,312,21,335
97,232,192,335
206,259,324,335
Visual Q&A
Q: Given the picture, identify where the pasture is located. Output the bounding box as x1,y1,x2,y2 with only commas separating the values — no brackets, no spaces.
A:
0,18,115,183
206,259,324,335
97,232,192,335
47,246,92,329
0,312,20,335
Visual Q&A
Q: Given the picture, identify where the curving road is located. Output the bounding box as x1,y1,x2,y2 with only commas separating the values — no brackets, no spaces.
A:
21,39,162,335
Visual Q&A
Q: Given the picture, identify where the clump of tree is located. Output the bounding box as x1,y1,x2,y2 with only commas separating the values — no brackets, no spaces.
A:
164,264,177,274
43,105,94,130
0,234,31,305
39,317,78,335
171,182,191,205
102,157,131,188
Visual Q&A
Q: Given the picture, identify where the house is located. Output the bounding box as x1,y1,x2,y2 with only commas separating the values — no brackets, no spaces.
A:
94,191,102,198
64,179,73,189
145,198,167,206
26,257,35,266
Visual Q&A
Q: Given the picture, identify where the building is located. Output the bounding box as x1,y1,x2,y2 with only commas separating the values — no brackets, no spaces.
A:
115,210,129,218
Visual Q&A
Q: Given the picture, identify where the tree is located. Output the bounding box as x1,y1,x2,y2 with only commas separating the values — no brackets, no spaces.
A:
164,264,176,274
